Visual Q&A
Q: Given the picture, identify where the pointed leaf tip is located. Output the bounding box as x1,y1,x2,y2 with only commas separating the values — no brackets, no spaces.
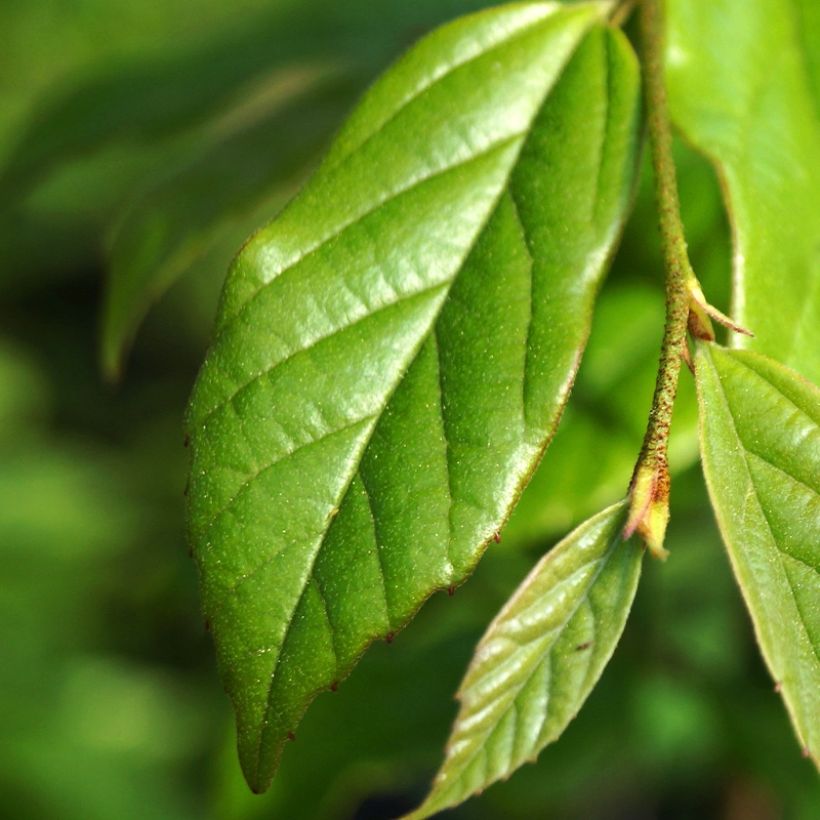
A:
186,7,642,792
407,501,643,818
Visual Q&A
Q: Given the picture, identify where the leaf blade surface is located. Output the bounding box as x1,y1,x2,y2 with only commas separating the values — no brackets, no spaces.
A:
186,2,642,791
666,0,820,382
408,501,642,818
695,344,820,765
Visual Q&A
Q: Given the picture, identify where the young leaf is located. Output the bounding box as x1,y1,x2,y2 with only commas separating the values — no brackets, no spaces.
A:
695,344,820,766
186,3,642,792
407,501,642,819
666,0,820,383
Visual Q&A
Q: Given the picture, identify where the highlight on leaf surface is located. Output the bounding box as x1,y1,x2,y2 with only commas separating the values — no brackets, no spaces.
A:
184,1,642,793
666,0,820,383
695,344,820,767
407,501,643,819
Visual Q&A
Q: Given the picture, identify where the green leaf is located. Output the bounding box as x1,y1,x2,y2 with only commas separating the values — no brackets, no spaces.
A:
100,66,358,378
695,344,820,766
407,501,642,819
187,3,642,792
794,0,820,113
666,0,820,383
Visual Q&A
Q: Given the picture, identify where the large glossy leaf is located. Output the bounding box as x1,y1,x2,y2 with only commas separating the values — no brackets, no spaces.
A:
187,3,642,791
666,0,820,383
407,501,642,818
695,344,820,766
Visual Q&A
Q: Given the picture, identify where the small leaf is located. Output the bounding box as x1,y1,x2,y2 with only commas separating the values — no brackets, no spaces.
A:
666,0,820,382
695,344,820,766
407,501,642,819
187,2,642,792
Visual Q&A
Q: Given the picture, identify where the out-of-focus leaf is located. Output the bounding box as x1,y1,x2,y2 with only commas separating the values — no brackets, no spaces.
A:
0,340,49,433
408,502,642,818
0,0,285,161
0,0,297,193
667,0,820,383
101,66,359,378
695,344,820,766
187,6,642,792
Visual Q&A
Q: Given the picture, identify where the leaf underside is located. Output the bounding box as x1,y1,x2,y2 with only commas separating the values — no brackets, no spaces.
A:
186,2,641,792
407,501,642,819
695,344,820,767
666,0,820,382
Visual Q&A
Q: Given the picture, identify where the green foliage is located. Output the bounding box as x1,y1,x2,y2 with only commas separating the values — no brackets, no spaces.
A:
186,4,642,791
695,345,820,765
2,0,819,817
666,0,820,382
409,502,642,818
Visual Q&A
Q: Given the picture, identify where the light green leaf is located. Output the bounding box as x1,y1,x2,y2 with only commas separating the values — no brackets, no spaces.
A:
666,0,820,383
407,501,642,819
187,3,642,792
794,0,820,112
695,344,820,766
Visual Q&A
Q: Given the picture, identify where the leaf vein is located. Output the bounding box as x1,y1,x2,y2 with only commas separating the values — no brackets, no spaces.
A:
213,132,525,343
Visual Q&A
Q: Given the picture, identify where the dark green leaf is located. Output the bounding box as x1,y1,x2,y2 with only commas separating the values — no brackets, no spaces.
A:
187,3,642,792
100,66,358,378
407,501,642,818
695,344,820,766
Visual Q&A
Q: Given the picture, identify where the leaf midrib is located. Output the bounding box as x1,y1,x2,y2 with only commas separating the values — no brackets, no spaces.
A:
192,134,523,431
211,5,595,343
439,537,619,796
248,42,593,776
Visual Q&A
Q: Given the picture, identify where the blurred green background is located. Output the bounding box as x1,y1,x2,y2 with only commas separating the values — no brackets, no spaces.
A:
1,1,818,818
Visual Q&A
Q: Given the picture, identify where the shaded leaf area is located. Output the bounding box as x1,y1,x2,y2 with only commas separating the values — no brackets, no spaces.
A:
506,138,731,547
186,5,642,791
666,0,820,382
408,502,642,819
0,0,490,198
696,344,820,766
0,0,491,294
100,67,362,378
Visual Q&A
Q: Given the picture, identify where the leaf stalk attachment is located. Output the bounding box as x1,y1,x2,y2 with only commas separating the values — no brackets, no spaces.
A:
625,0,740,558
